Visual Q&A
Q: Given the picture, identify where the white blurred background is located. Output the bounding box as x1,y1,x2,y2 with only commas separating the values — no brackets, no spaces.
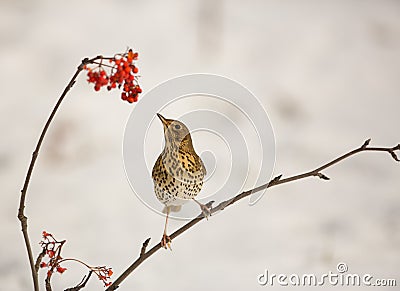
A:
1,0,399,290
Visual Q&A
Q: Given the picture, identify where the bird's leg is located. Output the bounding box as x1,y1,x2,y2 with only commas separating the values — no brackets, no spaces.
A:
161,207,172,250
193,199,212,219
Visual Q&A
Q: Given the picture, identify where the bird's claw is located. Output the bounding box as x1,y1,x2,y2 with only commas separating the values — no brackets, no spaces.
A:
200,204,212,220
161,234,172,250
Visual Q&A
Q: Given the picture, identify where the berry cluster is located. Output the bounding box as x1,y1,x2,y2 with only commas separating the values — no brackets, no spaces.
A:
85,49,142,103
39,231,113,287
39,231,68,278
95,266,114,287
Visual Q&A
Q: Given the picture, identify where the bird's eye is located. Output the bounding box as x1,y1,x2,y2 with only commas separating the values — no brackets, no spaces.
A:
174,124,181,130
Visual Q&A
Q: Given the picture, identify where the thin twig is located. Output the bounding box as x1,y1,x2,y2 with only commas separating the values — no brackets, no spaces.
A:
64,271,93,291
18,56,102,291
34,249,46,273
140,238,151,257
106,139,399,290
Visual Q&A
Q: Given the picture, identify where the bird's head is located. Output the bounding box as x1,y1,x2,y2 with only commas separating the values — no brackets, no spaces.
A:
157,113,193,150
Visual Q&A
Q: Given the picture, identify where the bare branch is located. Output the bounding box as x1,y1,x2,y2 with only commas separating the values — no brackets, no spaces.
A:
64,271,93,291
106,139,399,290
315,172,330,180
270,174,282,184
389,144,400,161
45,276,52,291
140,238,151,257
361,138,371,149
34,249,46,273
18,56,103,291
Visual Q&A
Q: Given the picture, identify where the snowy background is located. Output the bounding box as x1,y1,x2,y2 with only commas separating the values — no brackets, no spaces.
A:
1,0,399,290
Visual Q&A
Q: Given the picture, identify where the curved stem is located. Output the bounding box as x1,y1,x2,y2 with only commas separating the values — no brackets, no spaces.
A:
58,258,91,268
18,56,102,291
107,139,399,290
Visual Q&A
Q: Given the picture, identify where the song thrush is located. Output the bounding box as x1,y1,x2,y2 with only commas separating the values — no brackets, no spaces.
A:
152,113,210,249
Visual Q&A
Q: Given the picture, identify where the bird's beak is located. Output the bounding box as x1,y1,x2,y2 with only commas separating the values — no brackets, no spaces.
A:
157,113,168,126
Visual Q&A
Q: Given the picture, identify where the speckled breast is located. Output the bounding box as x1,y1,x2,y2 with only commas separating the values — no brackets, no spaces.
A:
152,150,206,206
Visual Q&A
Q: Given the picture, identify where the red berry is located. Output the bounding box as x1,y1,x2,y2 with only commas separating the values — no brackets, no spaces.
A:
56,266,67,273
47,250,55,258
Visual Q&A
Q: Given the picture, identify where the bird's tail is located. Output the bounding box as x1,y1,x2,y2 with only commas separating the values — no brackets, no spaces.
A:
162,205,182,213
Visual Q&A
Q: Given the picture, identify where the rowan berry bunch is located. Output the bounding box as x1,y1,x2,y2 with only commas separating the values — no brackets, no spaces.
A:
94,266,114,287
85,49,142,103
39,231,113,287
39,231,67,278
